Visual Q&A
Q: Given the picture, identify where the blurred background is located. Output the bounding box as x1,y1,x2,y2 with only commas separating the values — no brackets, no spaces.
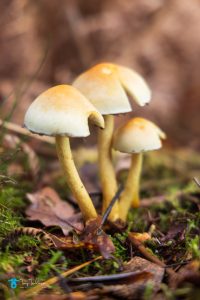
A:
0,0,200,149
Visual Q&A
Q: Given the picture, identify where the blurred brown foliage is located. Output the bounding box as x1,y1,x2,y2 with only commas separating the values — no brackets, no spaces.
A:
0,0,200,148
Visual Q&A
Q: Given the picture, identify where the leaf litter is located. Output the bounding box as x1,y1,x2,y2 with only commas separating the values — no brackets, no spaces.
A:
26,187,84,235
25,187,115,259
1,136,200,300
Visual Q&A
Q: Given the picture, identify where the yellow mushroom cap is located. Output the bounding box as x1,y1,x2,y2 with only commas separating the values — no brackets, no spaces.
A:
113,117,166,154
73,63,151,115
24,85,104,137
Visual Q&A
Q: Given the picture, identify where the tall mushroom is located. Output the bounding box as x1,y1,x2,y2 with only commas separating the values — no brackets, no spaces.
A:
113,117,166,221
73,63,151,221
24,85,104,221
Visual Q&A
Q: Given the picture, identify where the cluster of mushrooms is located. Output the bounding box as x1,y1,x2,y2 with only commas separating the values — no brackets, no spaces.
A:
24,63,166,224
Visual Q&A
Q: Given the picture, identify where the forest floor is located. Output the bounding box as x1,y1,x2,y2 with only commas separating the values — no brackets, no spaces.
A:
0,134,200,300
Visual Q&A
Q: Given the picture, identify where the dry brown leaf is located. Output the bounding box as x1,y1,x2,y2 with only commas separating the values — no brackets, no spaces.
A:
77,256,164,300
80,216,115,259
172,260,200,288
124,256,164,288
26,187,83,235
45,220,115,258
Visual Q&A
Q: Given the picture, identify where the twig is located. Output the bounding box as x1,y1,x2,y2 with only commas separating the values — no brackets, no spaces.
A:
101,185,124,227
18,256,102,299
0,119,55,144
128,233,176,278
67,270,149,283
165,260,191,268
193,177,200,187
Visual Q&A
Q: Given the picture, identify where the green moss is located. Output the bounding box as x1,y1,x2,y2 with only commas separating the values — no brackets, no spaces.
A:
15,235,41,250
0,209,21,239
81,257,121,276
0,187,25,210
185,217,200,259
143,282,154,300
111,232,129,260
37,250,66,281
0,187,27,241
0,249,25,274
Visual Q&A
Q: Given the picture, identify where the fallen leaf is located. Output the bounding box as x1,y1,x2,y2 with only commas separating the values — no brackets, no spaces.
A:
26,187,83,235
128,232,176,279
45,224,115,257
80,217,115,259
73,257,164,300
123,256,164,289
172,260,200,288
47,235,85,250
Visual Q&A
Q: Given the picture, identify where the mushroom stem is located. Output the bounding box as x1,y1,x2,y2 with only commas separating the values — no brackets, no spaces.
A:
119,153,143,221
55,136,97,221
98,115,119,221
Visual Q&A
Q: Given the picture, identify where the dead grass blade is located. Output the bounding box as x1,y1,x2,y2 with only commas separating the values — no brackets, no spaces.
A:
18,256,102,299
0,119,55,144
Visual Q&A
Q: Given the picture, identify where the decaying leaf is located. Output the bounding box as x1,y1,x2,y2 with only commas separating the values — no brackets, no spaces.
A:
172,260,200,288
128,233,176,279
26,190,114,257
26,187,83,235
44,220,115,258
47,234,85,250
80,216,115,259
70,257,164,300
123,256,164,289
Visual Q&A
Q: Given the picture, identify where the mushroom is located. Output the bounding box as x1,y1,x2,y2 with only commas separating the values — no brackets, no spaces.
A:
24,85,104,221
112,117,166,221
73,63,151,221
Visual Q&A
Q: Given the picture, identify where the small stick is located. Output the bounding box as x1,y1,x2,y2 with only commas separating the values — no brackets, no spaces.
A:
101,184,124,227
19,256,102,299
67,270,149,282
128,233,176,278
0,119,55,144
193,177,200,187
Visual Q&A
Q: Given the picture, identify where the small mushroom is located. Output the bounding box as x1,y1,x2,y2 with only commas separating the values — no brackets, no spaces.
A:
73,63,151,221
113,117,166,221
24,85,104,221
